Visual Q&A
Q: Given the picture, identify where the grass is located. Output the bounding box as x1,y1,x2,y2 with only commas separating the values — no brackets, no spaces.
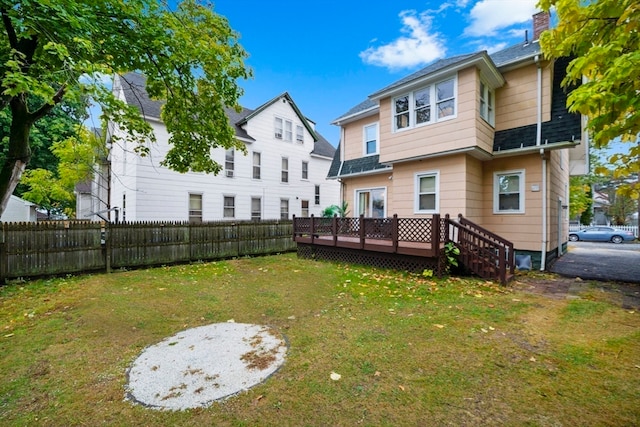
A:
1,253,639,426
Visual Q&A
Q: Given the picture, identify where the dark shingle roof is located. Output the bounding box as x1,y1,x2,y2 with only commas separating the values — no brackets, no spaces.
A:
327,146,390,179
312,133,336,158
119,72,163,119
117,73,336,152
369,52,480,99
490,40,541,67
225,106,256,141
332,98,378,124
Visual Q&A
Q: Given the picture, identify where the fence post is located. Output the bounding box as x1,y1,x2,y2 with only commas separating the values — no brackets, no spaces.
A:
310,215,315,244
392,214,399,253
105,222,112,274
0,223,6,284
292,215,296,241
432,214,441,256
332,215,338,246
359,215,365,249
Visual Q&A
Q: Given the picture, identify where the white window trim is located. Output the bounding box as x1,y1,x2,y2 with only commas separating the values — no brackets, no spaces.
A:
392,74,458,133
223,195,236,218
493,169,525,214
480,80,495,126
281,157,289,183
363,122,379,156
354,187,387,218
301,161,309,180
296,125,304,143
188,193,203,223
225,148,234,178
284,120,293,142
252,151,261,180
274,117,283,139
414,171,440,214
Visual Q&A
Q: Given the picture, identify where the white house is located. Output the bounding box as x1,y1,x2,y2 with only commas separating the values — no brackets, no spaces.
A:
107,72,339,222
0,195,37,222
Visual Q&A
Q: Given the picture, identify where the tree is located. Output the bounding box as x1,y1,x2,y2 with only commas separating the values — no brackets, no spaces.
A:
0,0,250,217
538,0,640,202
21,126,104,218
1,97,86,198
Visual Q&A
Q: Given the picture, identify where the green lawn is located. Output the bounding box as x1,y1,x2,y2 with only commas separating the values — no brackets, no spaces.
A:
1,253,638,426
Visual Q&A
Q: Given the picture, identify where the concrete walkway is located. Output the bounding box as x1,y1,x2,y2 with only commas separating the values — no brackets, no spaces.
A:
550,242,640,284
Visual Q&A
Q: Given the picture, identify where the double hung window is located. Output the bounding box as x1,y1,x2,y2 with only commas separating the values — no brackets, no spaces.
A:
223,196,235,218
494,171,524,213
393,76,456,131
415,172,439,213
364,123,378,155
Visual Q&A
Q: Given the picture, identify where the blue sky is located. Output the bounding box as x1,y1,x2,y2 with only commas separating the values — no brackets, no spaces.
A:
212,0,541,145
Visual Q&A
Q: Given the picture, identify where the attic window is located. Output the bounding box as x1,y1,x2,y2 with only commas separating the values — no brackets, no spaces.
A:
284,120,293,142
296,125,304,143
274,117,283,139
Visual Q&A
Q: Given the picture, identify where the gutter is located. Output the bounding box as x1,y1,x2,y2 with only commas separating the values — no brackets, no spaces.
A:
535,54,547,271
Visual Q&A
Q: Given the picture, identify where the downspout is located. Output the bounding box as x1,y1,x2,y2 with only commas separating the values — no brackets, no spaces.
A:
535,55,547,271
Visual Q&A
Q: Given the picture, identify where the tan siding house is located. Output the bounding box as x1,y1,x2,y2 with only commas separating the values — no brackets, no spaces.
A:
327,13,587,270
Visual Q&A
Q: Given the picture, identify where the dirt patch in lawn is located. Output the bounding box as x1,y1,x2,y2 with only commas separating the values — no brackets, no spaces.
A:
512,273,640,310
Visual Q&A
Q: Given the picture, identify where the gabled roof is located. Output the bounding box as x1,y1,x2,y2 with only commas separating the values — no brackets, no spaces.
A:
237,92,319,142
334,41,542,125
118,72,163,119
115,73,335,156
332,98,378,125
369,51,504,101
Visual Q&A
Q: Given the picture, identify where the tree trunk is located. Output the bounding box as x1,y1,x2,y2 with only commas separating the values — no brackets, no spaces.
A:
0,96,33,218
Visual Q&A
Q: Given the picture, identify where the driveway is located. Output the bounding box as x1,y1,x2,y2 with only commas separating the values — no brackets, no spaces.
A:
550,241,640,284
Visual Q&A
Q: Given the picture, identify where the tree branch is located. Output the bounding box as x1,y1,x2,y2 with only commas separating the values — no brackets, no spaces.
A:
29,84,67,122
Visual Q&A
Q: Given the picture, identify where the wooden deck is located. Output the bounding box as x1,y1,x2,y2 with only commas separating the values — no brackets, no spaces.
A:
293,215,443,258
294,234,439,257
293,214,516,284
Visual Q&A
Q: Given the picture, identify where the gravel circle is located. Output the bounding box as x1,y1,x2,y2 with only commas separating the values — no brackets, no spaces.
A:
125,322,288,410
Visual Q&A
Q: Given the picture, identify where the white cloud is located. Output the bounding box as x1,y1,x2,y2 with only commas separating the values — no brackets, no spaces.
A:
359,10,447,70
464,0,538,37
475,41,508,54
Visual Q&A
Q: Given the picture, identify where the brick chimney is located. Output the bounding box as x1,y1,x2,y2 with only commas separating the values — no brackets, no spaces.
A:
533,11,550,41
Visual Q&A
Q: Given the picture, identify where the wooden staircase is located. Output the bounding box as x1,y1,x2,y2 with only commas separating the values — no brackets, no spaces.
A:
445,214,515,285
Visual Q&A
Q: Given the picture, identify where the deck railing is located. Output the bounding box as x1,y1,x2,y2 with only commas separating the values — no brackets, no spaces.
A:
445,214,514,284
294,213,514,284
293,214,441,257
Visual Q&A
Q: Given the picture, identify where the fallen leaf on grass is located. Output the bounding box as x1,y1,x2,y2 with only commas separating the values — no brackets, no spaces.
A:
398,385,405,391
433,324,445,329
330,372,342,381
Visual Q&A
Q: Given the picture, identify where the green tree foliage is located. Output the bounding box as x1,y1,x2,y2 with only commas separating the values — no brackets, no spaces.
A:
21,126,104,218
1,97,86,197
538,0,640,199
0,0,250,216
569,175,591,220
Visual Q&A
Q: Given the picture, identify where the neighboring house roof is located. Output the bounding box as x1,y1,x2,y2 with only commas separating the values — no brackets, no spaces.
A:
116,74,335,157
118,72,164,119
237,92,319,142
75,181,92,194
312,133,337,159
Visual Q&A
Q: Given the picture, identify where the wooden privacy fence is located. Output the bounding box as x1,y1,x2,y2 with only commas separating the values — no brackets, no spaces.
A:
0,220,295,282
